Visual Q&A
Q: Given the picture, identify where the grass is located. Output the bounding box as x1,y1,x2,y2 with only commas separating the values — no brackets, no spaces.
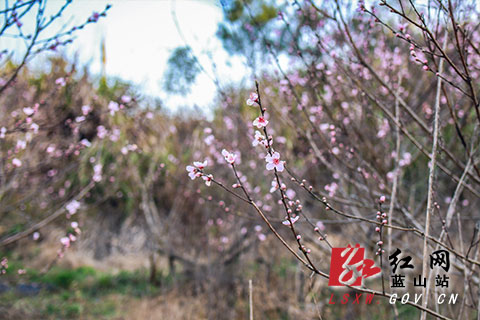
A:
0,266,163,319
0,261,435,319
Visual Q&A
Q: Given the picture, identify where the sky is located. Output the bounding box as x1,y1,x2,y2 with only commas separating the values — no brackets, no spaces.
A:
1,0,246,110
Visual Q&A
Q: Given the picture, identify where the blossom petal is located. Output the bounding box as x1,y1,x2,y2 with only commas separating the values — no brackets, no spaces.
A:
276,162,285,172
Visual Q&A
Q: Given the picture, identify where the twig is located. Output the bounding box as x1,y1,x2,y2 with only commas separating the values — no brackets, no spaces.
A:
420,29,448,320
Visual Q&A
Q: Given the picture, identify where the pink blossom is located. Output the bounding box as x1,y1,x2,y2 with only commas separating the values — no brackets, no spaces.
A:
90,12,100,22
121,95,132,103
60,237,70,247
265,151,285,172
270,180,278,193
97,125,107,139
204,135,214,145
202,174,213,186
186,165,200,180
75,116,86,123
222,149,236,164
316,221,325,231
252,130,266,147
66,200,80,215
108,101,119,115
246,92,259,106
12,158,22,167
110,128,120,142
286,189,296,199
399,152,412,167
55,77,66,86
16,140,26,150
30,123,39,133
32,232,40,240
379,195,386,203
23,107,34,116
253,116,269,128
282,215,300,226
193,160,207,170
0,127,6,139
93,164,102,182
80,139,91,147
81,105,91,115
324,182,338,197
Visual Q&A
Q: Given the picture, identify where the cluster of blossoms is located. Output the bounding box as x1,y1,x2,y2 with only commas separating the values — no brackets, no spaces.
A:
252,130,269,148
5,104,42,168
409,44,429,71
92,163,103,182
0,257,7,275
282,215,299,226
282,198,304,228
187,91,287,195
186,90,294,248
66,200,81,217
246,92,285,173
221,149,236,164
58,221,81,258
186,160,212,186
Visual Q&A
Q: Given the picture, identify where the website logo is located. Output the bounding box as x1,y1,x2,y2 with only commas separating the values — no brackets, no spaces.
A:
328,243,381,286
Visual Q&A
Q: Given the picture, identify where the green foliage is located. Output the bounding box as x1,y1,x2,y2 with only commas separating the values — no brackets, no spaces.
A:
0,266,169,318
163,46,200,95
40,266,96,289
